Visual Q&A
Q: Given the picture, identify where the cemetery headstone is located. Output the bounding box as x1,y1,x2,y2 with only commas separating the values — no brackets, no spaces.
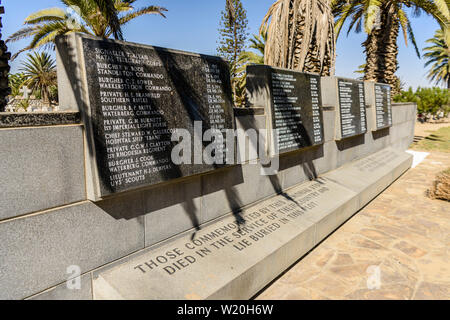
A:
19,86,32,99
56,34,235,200
246,65,324,156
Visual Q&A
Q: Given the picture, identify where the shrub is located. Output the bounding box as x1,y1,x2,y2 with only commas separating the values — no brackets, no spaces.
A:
394,87,450,116
428,168,450,201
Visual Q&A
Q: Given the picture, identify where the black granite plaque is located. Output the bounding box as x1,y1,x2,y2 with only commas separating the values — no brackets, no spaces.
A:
78,35,234,197
374,83,392,130
337,78,367,139
246,65,324,155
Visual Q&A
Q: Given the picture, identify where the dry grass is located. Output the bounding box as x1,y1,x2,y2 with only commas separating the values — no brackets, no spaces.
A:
411,126,450,153
428,168,450,201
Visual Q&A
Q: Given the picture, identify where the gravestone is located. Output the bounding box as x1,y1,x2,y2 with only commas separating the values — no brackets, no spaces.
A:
246,65,324,156
56,34,235,200
19,86,32,99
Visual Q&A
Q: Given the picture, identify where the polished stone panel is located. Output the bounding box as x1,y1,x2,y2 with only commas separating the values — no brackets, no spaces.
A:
56,34,235,200
246,65,324,156
336,78,367,139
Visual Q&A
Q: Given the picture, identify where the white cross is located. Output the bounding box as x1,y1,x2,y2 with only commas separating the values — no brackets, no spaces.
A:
19,86,32,99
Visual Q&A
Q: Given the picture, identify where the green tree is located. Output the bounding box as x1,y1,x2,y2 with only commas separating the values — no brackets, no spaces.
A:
20,52,57,106
332,0,438,95
7,0,167,59
262,0,336,76
394,86,450,114
8,73,28,97
354,63,366,80
217,0,249,106
424,28,450,88
239,26,267,66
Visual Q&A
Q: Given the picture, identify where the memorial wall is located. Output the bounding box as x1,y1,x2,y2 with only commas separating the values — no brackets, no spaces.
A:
56,34,394,200
0,33,413,300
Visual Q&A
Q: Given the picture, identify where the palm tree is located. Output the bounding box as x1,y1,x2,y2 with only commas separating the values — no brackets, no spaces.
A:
234,27,267,106
93,0,124,40
261,0,336,76
424,28,450,88
239,26,267,66
431,0,450,39
7,0,167,59
332,0,437,95
20,52,57,106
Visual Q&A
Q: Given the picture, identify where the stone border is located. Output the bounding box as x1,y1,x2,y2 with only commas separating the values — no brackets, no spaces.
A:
392,102,417,107
0,112,81,128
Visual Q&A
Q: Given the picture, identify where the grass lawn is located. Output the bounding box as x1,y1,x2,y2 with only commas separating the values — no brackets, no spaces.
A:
411,126,450,152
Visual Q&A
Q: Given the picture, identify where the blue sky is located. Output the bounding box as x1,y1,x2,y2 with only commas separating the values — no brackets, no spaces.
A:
2,0,441,89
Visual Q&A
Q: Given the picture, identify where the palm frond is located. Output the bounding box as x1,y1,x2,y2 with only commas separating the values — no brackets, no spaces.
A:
364,0,381,34
6,27,38,43
119,5,167,25
93,0,123,39
423,28,449,86
407,20,421,58
24,7,67,24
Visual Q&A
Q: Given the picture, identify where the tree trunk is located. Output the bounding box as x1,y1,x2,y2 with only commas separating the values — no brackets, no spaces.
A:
0,5,11,112
263,0,335,76
42,86,50,107
363,3,400,95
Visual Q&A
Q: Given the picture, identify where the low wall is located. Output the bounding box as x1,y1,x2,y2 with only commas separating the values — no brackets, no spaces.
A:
0,102,416,300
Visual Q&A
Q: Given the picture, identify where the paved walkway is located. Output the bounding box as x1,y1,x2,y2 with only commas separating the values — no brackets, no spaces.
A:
256,152,450,300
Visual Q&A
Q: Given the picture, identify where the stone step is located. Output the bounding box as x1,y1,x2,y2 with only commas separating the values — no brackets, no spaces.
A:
92,147,412,300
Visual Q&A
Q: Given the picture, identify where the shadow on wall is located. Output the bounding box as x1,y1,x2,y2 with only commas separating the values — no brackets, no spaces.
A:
335,134,365,151
372,127,390,140
58,35,334,237
243,72,322,205
57,35,246,237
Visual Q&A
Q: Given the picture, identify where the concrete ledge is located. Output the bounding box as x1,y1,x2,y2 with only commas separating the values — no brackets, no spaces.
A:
26,273,92,300
92,177,357,299
324,147,413,209
89,147,410,300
